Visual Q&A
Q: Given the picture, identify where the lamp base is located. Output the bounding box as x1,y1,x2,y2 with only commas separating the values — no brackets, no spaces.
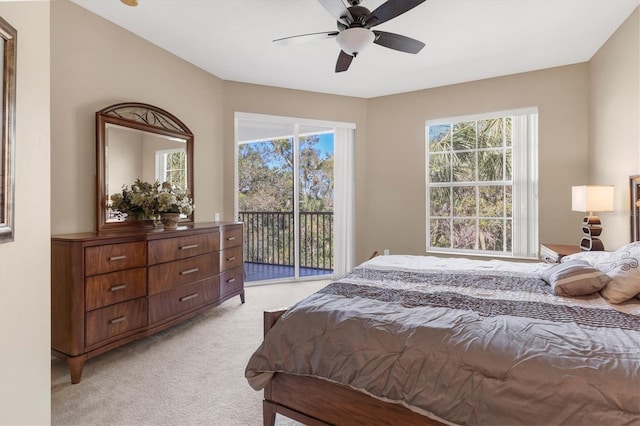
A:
580,237,604,251
580,215,605,251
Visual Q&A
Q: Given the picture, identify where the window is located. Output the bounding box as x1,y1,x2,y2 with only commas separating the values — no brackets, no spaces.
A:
426,108,538,258
156,149,187,188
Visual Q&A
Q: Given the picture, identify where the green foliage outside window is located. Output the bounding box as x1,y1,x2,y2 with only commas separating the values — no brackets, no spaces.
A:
238,135,334,269
428,117,513,253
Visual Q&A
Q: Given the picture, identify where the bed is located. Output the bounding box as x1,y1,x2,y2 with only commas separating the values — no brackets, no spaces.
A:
246,247,640,425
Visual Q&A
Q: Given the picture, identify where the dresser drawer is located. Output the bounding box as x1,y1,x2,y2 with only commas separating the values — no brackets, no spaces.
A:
220,267,243,299
221,225,243,249
148,233,219,265
148,277,220,324
148,253,219,295
85,267,147,311
85,298,147,347
85,242,146,276
221,246,243,272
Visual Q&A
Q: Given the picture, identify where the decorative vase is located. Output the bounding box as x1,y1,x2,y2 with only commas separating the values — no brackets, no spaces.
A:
160,213,181,230
126,211,147,221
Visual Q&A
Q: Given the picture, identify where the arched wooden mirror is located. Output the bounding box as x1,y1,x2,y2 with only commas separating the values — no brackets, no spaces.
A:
96,103,194,232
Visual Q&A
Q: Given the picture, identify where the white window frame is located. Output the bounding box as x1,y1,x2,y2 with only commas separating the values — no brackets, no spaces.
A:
425,107,538,259
155,148,187,188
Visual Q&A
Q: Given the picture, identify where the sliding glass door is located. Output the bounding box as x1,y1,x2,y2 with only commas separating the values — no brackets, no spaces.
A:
236,114,343,283
297,125,335,279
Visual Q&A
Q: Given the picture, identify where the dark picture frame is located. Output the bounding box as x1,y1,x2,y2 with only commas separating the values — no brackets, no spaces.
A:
0,16,16,244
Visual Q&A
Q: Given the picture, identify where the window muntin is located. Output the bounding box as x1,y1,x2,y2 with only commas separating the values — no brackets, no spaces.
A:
156,149,187,189
426,110,537,258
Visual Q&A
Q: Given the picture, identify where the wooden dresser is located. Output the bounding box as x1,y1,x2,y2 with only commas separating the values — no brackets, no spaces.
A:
51,222,244,384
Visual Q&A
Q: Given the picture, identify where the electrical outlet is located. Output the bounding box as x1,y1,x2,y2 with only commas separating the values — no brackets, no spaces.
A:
383,249,390,255
214,212,220,222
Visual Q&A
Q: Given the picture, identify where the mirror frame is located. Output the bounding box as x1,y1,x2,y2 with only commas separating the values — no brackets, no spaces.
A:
96,102,194,232
0,17,17,244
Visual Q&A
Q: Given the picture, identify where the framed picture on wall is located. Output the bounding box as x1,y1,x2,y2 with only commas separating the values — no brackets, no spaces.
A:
0,16,16,244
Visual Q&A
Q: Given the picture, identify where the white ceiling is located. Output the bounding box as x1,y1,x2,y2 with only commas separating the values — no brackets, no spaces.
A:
70,0,640,99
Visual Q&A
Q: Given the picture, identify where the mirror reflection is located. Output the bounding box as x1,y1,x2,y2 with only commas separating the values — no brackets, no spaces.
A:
106,124,188,223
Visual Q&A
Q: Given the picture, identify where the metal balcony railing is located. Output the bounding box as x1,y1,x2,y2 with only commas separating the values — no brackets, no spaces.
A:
238,211,333,272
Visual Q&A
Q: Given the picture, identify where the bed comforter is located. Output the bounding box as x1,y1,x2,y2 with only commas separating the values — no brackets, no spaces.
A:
245,255,640,425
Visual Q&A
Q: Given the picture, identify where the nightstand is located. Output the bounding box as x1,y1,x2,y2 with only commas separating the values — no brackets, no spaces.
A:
540,243,582,264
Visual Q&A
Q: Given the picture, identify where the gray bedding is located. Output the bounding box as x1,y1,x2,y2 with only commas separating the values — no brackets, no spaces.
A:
245,255,640,425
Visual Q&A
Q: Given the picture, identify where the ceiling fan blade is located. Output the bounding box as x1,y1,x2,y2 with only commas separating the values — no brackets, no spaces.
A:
318,0,353,25
335,50,354,73
365,0,426,27
273,31,339,46
373,30,425,54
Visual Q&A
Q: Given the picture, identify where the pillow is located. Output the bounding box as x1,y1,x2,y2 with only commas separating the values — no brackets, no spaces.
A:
560,250,612,265
595,242,640,304
541,260,611,297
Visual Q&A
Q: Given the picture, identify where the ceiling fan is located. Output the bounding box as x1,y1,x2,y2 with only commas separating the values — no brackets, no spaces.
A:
273,0,427,73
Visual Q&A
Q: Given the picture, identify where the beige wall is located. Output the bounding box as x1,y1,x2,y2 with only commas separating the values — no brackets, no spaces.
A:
589,6,640,250
365,64,590,257
224,63,592,261
51,0,224,234
0,1,51,425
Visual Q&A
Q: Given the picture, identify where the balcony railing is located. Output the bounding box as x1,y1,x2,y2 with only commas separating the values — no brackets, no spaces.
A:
238,211,333,274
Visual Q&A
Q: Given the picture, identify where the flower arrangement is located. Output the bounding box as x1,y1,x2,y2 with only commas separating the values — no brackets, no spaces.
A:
157,181,194,215
109,179,194,220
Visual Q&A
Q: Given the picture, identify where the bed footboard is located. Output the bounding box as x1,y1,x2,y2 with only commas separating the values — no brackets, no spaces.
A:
263,309,287,337
261,309,445,426
264,308,329,425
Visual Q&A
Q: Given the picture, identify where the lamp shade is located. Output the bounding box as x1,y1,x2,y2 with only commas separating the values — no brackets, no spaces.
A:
571,185,614,213
336,28,375,56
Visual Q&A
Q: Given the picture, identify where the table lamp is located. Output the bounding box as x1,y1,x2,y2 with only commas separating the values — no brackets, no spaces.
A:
571,185,614,251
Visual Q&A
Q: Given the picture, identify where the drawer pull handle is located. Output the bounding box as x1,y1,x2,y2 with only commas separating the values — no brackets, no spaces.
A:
109,316,126,324
226,278,236,283
227,236,236,241
180,293,199,302
180,244,199,250
110,284,127,292
109,255,127,261
180,268,199,275
226,256,236,262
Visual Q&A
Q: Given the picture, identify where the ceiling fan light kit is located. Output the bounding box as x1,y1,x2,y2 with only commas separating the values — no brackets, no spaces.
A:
337,27,375,56
120,0,138,6
274,0,426,73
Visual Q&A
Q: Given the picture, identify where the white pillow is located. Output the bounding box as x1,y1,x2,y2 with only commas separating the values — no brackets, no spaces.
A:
561,250,612,266
594,242,640,304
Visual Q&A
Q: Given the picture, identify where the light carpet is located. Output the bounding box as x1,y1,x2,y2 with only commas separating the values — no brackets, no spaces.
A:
51,280,331,426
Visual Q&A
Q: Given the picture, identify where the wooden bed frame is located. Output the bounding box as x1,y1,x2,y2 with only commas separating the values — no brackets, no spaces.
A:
261,309,445,426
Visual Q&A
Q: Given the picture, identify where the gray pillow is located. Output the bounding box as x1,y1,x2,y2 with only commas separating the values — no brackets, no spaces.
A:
541,260,612,297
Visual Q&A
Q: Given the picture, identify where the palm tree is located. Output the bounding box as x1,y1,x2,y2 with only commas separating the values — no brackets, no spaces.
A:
428,117,512,252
